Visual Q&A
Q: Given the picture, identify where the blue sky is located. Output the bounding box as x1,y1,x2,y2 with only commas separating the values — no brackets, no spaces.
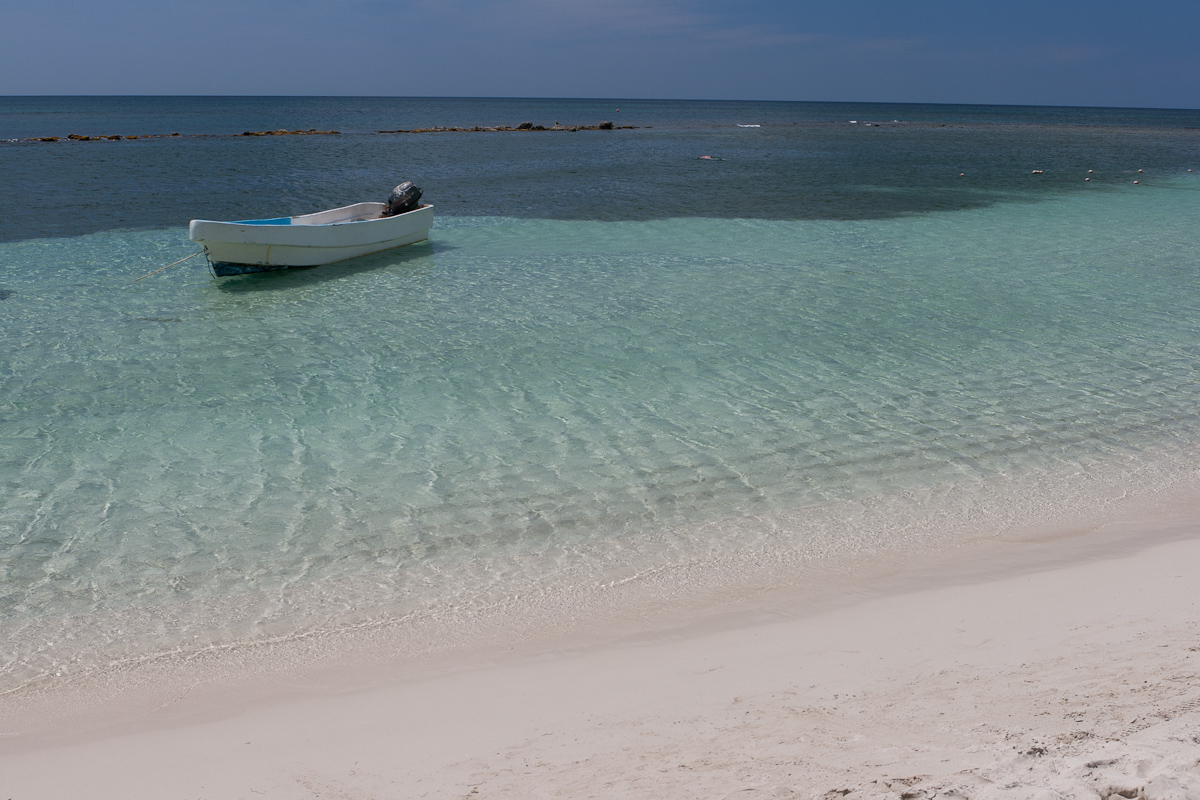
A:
3,0,1198,107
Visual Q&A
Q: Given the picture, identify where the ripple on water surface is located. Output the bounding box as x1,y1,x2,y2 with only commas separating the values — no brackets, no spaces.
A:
2,179,1200,689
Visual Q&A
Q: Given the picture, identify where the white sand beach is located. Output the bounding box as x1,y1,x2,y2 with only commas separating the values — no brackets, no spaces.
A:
3,514,1199,799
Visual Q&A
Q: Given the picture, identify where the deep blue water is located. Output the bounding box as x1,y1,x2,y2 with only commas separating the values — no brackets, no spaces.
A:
3,97,1198,242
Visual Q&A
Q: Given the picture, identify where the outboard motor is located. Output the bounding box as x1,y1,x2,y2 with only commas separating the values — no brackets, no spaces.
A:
384,181,423,216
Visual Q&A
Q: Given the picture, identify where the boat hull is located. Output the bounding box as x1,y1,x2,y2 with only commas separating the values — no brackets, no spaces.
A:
189,202,433,276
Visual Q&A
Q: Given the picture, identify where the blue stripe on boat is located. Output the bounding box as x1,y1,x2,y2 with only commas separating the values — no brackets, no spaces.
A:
235,217,292,225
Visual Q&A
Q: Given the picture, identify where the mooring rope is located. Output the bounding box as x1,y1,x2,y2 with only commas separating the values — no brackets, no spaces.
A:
133,251,202,282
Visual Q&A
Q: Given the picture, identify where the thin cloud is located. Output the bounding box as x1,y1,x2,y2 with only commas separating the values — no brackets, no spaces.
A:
402,0,814,47
697,24,819,48
846,37,932,55
338,0,820,52
1021,44,1117,65
493,0,716,39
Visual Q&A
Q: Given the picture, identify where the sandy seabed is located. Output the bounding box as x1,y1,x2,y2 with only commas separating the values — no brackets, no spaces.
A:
2,516,1199,800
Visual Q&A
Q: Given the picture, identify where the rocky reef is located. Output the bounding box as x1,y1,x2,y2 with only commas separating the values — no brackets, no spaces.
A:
20,123,636,143
379,121,637,133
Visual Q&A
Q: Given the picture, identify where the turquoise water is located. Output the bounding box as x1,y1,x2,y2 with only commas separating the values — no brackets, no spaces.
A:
2,98,1200,692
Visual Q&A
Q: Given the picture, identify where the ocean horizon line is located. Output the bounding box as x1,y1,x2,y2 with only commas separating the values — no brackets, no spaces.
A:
3,94,1199,113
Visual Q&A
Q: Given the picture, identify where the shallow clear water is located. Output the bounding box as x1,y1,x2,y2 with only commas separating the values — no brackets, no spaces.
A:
2,98,1200,690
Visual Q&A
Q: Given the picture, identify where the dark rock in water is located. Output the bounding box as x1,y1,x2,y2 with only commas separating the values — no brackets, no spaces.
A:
0,289,14,300
378,122,639,135
240,128,340,136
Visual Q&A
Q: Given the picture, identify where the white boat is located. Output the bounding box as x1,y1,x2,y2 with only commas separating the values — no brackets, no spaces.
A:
189,202,433,276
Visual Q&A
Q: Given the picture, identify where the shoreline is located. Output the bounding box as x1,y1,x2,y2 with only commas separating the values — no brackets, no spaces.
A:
2,510,1199,798
5,446,1200,719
